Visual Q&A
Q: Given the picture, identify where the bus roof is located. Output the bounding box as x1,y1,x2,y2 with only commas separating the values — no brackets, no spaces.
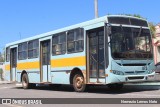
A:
5,15,147,47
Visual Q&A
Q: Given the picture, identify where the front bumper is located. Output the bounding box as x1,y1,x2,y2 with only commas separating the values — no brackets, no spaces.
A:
108,72,155,84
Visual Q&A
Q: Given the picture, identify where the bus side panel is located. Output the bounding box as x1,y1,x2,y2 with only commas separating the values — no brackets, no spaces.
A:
51,72,70,84
16,59,40,83
28,72,40,83
16,70,41,83
51,52,86,84
50,66,86,84
4,71,10,81
4,63,11,81
16,72,21,82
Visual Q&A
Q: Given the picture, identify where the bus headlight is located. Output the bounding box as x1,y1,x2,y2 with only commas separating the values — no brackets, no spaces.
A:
148,70,155,74
112,70,124,75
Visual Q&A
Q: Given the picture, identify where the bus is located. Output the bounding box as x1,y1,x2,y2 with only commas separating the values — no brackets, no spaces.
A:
5,15,155,92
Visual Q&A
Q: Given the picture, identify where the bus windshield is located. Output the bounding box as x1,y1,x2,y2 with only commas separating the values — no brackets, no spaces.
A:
111,26,153,59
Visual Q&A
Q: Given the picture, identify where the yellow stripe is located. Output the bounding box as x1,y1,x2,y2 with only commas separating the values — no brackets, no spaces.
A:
17,61,40,70
5,65,10,71
5,56,86,70
51,56,86,67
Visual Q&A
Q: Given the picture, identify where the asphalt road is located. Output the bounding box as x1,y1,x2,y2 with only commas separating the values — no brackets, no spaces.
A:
0,83,160,107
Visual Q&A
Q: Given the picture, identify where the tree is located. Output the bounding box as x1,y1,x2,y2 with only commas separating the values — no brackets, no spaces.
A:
148,22,156,38
0,68,4,80
0,51,4,62
121,14,145,19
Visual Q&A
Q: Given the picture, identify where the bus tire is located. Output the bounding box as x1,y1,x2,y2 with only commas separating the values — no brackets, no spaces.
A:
107,83,123,90
73,73,86,92
22,73,31,89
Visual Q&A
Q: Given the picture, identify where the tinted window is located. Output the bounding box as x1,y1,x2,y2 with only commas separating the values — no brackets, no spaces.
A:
42,41,50,65
52,32,66,55
111,26,152,59
108,17,148,27
130,18,148,27
108,17,130,25
18,42,27,60
28,40,39,58
67,28,84,53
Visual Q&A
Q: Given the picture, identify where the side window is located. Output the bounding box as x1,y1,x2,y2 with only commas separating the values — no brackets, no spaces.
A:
6,47,10,62
67,28,84,53
52,33,66,55
28,40,39,58
18,42,27,60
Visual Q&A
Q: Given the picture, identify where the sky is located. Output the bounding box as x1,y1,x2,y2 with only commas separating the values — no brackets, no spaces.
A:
0,0,160,52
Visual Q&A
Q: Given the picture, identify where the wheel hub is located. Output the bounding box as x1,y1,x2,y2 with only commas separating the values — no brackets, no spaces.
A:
76,76,83,88
22,77,27,87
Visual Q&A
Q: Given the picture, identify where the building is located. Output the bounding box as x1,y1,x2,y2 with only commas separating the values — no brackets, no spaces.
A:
152,24,160,64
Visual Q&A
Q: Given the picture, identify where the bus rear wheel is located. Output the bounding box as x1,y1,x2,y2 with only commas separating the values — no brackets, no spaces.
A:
73,74,86,92
22,73,35,89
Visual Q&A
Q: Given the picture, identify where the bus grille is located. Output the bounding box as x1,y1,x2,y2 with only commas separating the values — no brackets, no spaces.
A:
125,71,146,75
128,76,144,80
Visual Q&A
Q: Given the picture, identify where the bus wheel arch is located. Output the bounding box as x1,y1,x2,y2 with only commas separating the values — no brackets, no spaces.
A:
70,68,86,92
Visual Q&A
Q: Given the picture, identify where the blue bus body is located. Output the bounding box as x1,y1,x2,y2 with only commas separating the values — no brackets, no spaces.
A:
5,15,155,91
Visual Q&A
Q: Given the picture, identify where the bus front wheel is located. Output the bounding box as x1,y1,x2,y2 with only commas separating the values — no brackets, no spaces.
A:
73,74,86,92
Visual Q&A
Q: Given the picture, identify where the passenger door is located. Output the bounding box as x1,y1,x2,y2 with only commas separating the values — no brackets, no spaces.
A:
10,48,17,81
87,27,105,83
40,40,51,82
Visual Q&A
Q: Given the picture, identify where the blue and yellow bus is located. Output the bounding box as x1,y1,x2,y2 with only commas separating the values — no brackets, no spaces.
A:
5,15,155,92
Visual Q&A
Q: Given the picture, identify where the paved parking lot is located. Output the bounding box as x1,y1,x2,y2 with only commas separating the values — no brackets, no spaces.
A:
0,82,160,107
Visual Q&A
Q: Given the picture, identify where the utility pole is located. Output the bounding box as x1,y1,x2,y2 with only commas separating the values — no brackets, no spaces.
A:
94,0,98,18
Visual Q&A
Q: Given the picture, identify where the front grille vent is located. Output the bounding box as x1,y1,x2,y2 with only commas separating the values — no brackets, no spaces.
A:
128,76,144,80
